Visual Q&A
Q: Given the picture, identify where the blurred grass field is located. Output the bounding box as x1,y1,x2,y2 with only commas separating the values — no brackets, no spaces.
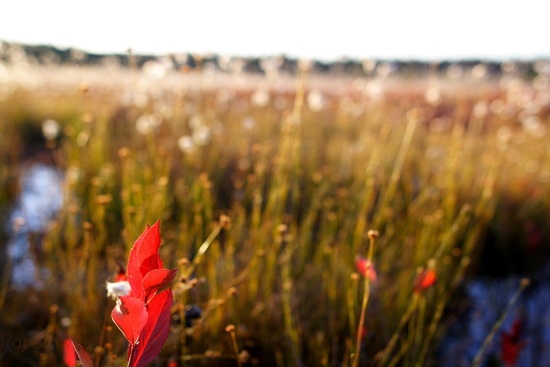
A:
0,58,549,366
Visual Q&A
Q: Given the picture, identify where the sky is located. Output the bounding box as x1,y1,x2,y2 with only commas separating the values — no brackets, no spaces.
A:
0,0,548,62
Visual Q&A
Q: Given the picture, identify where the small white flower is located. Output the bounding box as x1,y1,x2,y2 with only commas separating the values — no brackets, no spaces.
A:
106,280,131,299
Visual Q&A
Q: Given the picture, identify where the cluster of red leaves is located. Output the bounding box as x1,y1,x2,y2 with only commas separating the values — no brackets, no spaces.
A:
69,221,177,367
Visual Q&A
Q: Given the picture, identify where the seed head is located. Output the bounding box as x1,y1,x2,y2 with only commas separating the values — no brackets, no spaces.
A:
367,230,379,240
225,324,236,333
219,215,232,229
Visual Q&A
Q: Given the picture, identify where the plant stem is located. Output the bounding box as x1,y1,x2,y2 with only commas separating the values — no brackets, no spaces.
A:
471,278,530,367
353,232,377,367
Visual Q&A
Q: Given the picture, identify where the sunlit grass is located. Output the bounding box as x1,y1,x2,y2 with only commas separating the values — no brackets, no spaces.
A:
0,60,549,366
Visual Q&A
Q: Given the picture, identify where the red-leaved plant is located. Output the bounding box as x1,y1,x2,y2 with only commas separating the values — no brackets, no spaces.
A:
501,318,527,367
71,220,177,367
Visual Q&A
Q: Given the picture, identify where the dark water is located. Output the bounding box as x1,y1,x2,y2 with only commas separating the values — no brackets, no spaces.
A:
5,164,63,289
5,165,550,366
439,274,550,366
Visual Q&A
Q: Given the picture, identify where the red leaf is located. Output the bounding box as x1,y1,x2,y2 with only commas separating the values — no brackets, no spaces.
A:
137,221,162,274
143,268,178,304
414,268,437,293
168,356,178,367
501,319,527,367
63,338,77,367
129,289,173,367
355,256,377,283
69,337,94,367
111,296,148,345
127,221,162,300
